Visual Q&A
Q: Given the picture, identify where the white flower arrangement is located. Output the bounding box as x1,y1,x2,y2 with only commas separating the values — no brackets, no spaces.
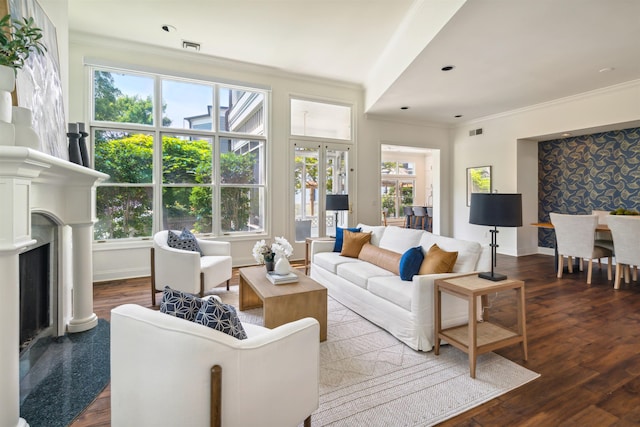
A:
252,237,293,264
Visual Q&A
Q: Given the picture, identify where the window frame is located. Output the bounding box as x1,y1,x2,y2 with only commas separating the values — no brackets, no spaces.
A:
89,65,269,242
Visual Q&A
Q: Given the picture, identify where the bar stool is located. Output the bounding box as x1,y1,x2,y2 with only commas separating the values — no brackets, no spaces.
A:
426,207,433,232
403,206,414,228
413,206,427,230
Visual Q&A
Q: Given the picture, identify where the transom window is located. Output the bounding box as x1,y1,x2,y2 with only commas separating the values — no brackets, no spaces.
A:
91,67,268,241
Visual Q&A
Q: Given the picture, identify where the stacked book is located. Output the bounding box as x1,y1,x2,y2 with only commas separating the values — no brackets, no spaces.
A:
266,271,299,285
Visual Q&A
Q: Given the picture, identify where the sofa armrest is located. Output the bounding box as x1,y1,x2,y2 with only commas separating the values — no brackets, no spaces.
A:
310,240,335,256
198,239,231,257
411,272,483,322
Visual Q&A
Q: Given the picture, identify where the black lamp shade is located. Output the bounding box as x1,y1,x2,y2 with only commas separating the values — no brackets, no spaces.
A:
326,194,349,211
469,193,522,227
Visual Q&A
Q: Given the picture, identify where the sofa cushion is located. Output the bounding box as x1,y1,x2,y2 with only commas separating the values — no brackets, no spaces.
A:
399,246,425,281
167,228,203,256
194,297,247,339
378,226,424,254
313,251,360,274
357,224,387,247
337,261,395,289
420,233,482,273
358,243,401,274
333,227,361,252
419,244,458,274
341,230,372,257
160,286,203,321
368,275,412,311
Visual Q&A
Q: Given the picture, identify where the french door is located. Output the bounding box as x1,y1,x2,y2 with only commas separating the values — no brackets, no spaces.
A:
294,142,350,240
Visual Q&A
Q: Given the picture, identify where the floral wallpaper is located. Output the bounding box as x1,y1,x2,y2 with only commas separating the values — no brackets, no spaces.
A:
538,127,640,248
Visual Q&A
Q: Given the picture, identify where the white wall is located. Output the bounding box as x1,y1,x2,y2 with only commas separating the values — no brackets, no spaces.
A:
451,80,640,256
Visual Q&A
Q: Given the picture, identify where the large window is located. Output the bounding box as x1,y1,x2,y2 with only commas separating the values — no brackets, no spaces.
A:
92,68,267,240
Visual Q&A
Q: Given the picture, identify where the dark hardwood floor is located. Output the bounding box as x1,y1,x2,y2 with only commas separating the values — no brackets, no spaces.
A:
70,254,640,426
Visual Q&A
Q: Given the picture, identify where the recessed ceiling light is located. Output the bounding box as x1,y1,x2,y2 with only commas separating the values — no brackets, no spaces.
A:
561,133,572,137
599,67,615,73
400,106,409,110
454,114,463,118
441,65,455,71
161,24,176,33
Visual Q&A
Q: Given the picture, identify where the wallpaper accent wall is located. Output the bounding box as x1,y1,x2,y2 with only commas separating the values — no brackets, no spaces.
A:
538,127,640,248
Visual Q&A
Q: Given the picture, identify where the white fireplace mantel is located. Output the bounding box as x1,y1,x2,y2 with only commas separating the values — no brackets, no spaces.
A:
0,146,108,427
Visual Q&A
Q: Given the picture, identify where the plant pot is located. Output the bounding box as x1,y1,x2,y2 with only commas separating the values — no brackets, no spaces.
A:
12,106,39,149
0,65,15,145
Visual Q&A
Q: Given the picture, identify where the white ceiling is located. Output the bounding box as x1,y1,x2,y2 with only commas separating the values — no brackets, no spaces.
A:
68,0,640,126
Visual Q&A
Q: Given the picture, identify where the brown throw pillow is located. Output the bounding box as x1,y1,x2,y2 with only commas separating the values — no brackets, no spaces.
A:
418,244,458,274
358,243,401,274
340,230,372,258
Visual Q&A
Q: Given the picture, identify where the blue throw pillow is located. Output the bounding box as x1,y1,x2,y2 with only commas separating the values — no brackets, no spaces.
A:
195,298,248,340
167,228,203,256
399,246,425,281
333,227,361,252
160,286,203,321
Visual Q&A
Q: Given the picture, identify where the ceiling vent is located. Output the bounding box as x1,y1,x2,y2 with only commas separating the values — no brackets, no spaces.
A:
182,40,201,51
469,128,483,136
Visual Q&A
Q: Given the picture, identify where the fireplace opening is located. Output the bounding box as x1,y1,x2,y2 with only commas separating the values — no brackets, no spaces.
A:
19,243,50,350
19,213,58,354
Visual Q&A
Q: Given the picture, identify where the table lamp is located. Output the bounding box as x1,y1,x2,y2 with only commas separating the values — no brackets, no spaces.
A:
469,193,522,281
326,194,349,232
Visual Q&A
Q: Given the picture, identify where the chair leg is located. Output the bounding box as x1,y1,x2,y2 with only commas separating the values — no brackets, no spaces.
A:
150,247,157,306
557,255,564,279
304,416,311,427
200,272,205,297
226,279,230,291
607,256,612,281
634,266,638,282
568,256,573,274
211,365,222,427
614,263,623,289
625,265,631,284
587,259,593,285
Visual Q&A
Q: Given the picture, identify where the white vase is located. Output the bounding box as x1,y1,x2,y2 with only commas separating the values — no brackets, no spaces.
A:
0,65,15,146
12,106,39,150
274,256,291,275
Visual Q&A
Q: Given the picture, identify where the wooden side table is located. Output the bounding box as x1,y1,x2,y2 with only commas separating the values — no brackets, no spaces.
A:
304,237,334,275
434,274,528,378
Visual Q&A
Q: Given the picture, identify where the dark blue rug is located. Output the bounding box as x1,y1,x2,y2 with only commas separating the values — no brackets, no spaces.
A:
20,319,110,427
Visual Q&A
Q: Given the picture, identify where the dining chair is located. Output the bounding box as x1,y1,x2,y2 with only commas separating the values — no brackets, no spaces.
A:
592,209,614,252
550,213,613,285
412,206,427,230
606,215,640,289
403,206,414,228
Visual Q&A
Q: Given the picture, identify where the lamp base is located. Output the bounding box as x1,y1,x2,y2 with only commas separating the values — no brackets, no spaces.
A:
478,271,507,281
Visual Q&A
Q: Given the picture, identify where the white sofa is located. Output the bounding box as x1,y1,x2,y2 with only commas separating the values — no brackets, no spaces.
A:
111,304,320,427
310,224,491,351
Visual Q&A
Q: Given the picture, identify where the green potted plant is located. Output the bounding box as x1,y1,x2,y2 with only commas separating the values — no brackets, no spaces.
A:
0,14,46,72
0,14,46,137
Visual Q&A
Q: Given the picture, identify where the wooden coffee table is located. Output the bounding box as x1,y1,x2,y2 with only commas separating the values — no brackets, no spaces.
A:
238,266,327,341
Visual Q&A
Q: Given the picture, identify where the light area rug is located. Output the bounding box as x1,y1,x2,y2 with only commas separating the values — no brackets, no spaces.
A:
212,286,540,427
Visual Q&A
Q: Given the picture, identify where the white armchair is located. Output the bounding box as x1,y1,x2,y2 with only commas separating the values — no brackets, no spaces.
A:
550,213,613,284
151,230,232,305
606,215,640,289
111,304,320,427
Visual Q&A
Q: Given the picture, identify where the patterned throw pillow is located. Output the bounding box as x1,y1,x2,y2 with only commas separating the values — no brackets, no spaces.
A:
194,298,248,340
160,286,203,321
167,228,203,256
